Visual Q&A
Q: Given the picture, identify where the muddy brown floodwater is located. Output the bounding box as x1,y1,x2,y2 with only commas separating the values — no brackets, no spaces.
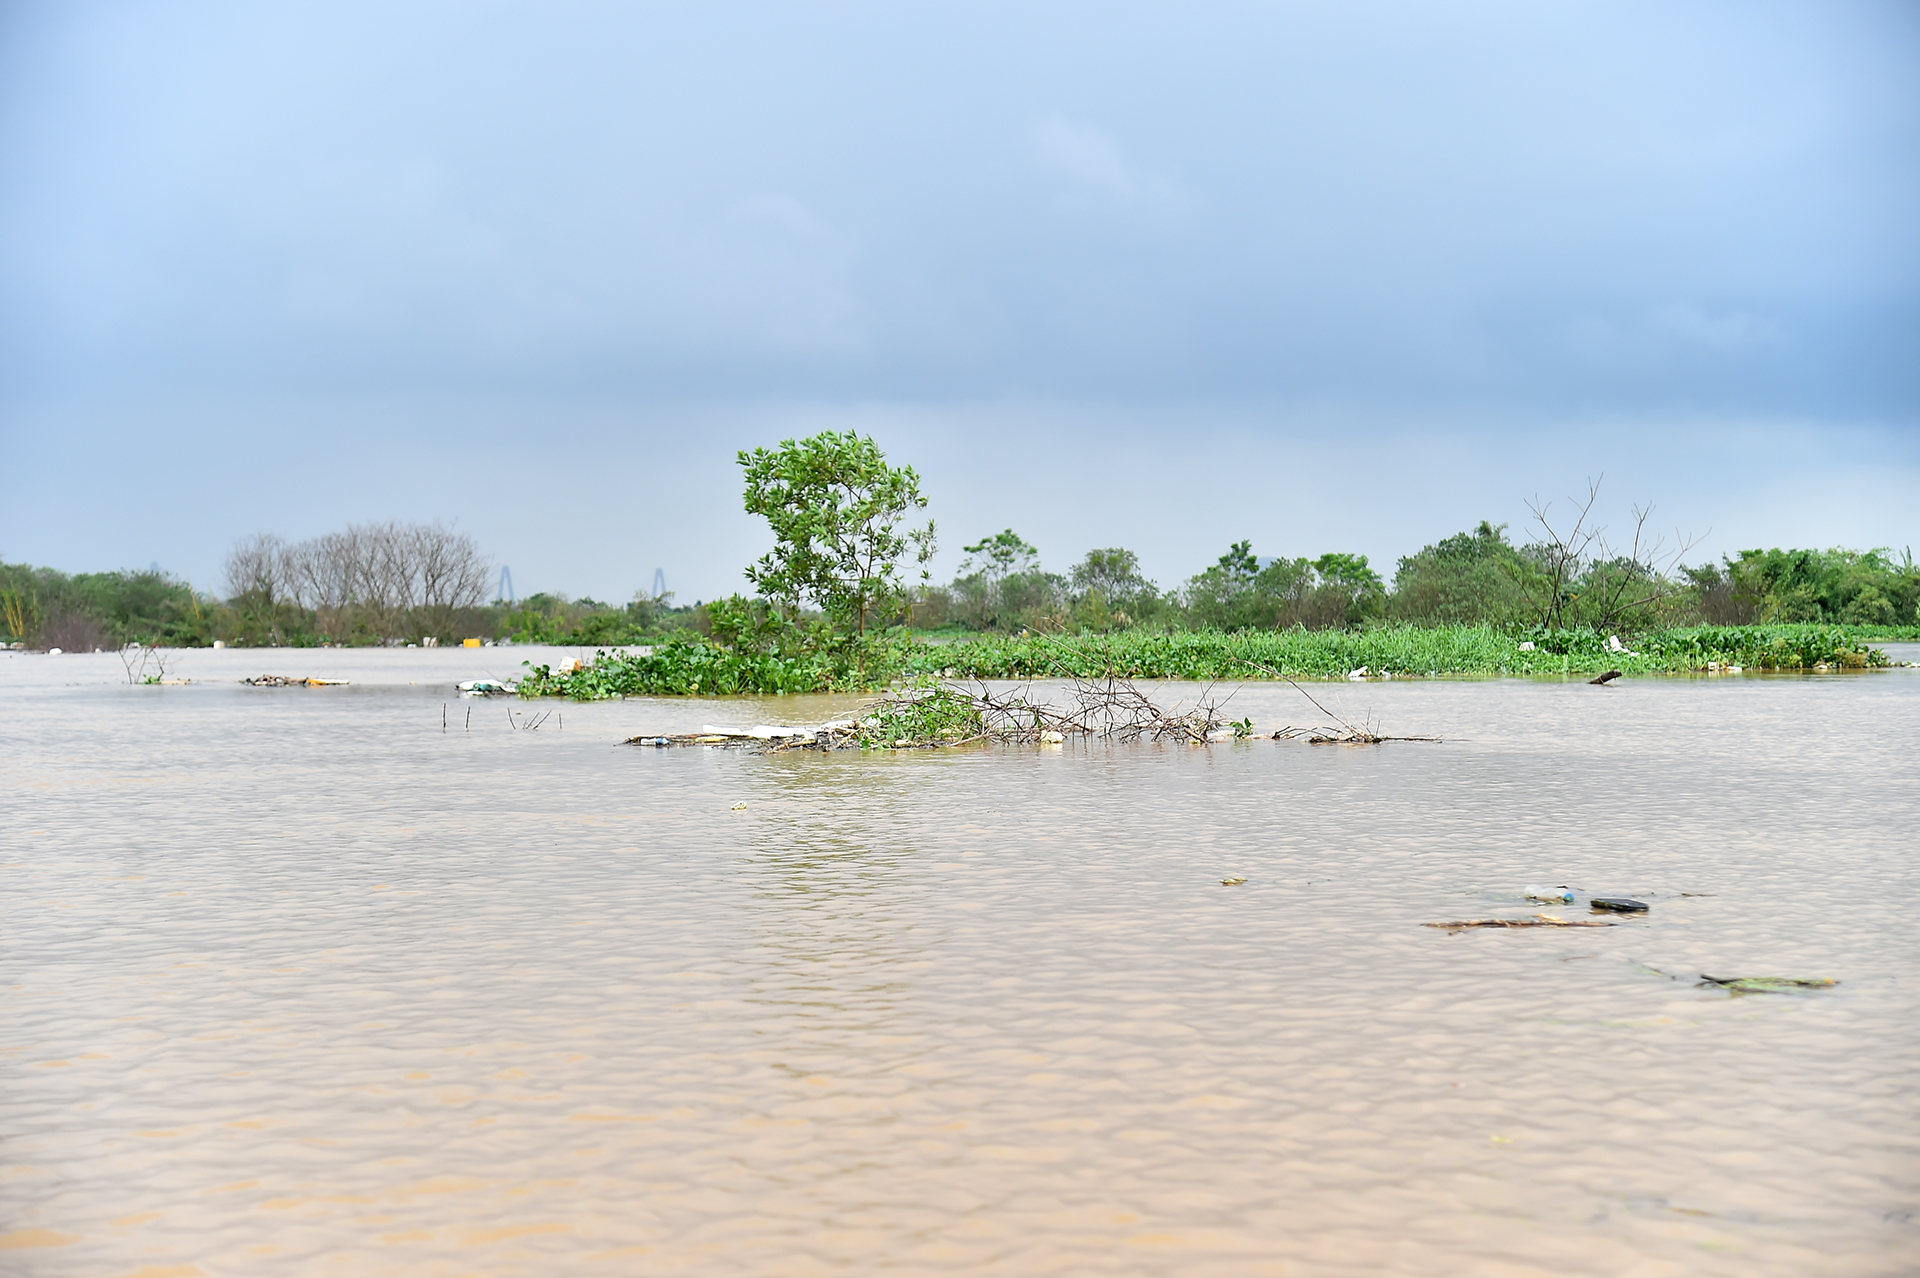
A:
2,646,1916,1276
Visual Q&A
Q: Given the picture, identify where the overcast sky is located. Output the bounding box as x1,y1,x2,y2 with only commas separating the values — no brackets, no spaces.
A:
2,0,1915,602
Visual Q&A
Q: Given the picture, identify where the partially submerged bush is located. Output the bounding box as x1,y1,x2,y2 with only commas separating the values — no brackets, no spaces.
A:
852,676,986,747
1633,625,1885,671
517,628,924,700
518,637,835,699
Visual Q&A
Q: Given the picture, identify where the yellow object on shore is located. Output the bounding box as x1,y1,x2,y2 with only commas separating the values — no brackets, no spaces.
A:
463,638,483,648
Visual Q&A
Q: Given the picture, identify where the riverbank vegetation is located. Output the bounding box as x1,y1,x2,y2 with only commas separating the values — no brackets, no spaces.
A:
507,435,1917,697
0,563,211,651
908,624,1906,680
514,622,1908,698
7,440,1916,691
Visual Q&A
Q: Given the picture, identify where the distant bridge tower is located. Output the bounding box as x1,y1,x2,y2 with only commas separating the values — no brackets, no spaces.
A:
498,566,515,604
652,568,667,600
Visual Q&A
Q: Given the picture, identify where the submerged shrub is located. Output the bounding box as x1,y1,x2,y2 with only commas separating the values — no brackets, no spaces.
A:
518,637,832,699
853,676,986,747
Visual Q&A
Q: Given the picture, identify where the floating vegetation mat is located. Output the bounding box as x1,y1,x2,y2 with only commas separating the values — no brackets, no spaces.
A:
1699,975,1839,995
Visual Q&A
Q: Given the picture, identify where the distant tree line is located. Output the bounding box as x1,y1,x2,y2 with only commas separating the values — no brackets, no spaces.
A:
4,521,498,650
899,522,1917,637
0,564,209,652
4,471,1916,652
513,434,1919,700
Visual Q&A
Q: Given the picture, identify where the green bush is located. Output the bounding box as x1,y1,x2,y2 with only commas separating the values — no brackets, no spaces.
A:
1685,548,1920,626
516,633,909,699
1390,522,1535,627
0,563,214,648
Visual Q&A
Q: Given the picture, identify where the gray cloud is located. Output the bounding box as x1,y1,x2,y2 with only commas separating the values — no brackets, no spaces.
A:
0,0,1914,596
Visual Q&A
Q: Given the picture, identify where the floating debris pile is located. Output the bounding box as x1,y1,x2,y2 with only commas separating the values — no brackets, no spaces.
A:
622,672,1246,752
622,650,1438,753
240,675,348,687
627,727,819,750
1427,896,1846,997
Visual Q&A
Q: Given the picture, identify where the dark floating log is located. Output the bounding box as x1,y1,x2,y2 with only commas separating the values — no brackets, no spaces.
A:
1590,670,1623,685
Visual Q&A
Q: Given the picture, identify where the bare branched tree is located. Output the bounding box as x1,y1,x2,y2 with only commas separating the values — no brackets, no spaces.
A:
412,523,492,641
1522,477,1702,632
1523,479,1605,630
118,643,172,684
224,533,287,605
228,520,492,644
282,531,349,641
1586,503,1703,631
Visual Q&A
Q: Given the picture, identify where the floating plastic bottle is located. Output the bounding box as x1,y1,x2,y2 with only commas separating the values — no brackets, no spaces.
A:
1524,885,1575,903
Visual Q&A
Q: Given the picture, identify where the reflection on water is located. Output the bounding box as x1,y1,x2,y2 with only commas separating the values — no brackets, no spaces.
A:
2,647,1917,1275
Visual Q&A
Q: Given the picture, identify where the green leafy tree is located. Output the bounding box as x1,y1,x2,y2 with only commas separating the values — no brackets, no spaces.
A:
1069,548,1155,605
1186,543,1385,631
739,431,937,639
1390,521,1534,626
1214,540,1260,589
1310,553,1386,626
705,594,793,654
1184,542,1284,630
1184,541,1264,629
948,529,1065,630
2,561,212,648
1067,547,1162,629
952,529,1030,628
1686,546,1920,626
961,529,1041,583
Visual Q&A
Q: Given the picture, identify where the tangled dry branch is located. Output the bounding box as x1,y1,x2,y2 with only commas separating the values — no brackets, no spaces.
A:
628,636,1436,752
908,673,1235,746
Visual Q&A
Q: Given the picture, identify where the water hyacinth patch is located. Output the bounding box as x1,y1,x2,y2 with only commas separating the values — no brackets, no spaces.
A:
514,624,1896,700
518,637,834,699
908,624,1892,683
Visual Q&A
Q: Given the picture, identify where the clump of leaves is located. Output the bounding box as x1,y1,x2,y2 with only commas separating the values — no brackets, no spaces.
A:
519,637,829,699
854,675,985,748
1699,975,1838,995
